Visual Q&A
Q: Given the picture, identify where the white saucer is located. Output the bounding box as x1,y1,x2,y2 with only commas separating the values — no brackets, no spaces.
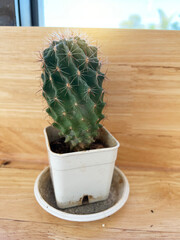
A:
34,166,129,222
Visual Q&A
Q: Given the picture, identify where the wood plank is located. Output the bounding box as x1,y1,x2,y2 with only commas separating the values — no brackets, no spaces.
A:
0,127,47,163
115,133,180,171
0,167,179,233
0,219,179,240
0,160,47,170
1,131,180,172
1,27,180,239
1,28,180,162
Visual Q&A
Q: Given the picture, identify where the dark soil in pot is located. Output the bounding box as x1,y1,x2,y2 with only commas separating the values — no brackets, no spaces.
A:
50,138,107,154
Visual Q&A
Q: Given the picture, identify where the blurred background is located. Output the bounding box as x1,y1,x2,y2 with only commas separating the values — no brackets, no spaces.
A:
0,0,180,29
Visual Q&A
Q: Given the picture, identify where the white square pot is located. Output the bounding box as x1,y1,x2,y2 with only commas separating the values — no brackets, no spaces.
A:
44,126,120,209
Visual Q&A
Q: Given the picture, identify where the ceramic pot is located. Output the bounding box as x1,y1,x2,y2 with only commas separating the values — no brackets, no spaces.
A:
44,126,120,209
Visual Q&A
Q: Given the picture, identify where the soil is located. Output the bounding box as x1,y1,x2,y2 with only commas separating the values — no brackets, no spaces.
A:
50,138,107,154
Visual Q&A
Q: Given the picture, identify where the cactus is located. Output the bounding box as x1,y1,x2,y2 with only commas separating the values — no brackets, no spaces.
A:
41,33,106,150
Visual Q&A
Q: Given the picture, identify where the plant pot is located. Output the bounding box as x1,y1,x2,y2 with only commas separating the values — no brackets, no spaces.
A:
44,126,120,209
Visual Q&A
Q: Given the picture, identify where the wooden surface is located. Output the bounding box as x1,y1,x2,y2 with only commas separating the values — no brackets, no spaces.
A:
0,27,180,239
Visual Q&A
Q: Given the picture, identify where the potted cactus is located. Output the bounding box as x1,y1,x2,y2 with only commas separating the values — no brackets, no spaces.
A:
40,33,120,209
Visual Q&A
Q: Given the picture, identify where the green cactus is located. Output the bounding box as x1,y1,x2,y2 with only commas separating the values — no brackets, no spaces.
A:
41,33,106,150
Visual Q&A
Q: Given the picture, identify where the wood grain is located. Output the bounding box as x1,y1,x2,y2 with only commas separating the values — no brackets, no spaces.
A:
0,166,180,239
0,27,180,165
0,27,180,239
1,219,179,240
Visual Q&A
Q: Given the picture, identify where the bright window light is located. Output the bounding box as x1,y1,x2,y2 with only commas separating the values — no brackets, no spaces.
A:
44,0,180,30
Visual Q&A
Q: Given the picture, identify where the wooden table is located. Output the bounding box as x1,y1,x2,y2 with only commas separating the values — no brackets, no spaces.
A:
0,27,180,239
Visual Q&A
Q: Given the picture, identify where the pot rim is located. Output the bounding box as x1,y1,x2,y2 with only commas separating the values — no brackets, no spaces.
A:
44,125,120,157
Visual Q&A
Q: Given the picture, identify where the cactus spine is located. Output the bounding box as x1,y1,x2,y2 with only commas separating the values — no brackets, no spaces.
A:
41,33,106,150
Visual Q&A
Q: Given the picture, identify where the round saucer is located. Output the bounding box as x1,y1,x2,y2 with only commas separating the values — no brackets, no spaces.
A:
34,166,129,222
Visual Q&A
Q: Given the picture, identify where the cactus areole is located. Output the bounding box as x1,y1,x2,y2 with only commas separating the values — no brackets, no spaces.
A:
41,34,106,151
